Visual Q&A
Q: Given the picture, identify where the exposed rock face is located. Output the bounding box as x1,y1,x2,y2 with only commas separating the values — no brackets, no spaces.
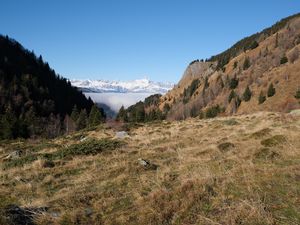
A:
178,61,217,88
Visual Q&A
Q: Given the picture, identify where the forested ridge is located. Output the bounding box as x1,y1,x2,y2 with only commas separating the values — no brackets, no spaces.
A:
0,35,104,139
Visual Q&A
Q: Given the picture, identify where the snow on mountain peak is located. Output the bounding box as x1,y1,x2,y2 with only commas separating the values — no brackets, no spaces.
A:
70,78,174,94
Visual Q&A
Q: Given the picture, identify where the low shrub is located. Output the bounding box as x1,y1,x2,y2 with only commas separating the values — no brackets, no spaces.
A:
253,148,280,162
251,128,271,139
218,142,235,152
261,135,286,147
205,105,224,118
51,138,123,159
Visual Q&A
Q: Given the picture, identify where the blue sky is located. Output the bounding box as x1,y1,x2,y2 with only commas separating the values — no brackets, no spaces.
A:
0,1,300,83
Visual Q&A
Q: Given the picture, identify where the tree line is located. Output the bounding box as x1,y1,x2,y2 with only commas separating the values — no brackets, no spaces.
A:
0,35,105,139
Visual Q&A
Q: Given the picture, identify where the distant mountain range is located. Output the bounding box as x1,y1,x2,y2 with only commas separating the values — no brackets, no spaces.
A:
70,78,174,94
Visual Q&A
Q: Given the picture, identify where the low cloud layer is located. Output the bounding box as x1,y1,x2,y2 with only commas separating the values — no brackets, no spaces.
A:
84,92,152,112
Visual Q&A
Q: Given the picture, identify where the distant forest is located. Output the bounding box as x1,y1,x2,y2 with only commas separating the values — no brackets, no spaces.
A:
0,35,105,139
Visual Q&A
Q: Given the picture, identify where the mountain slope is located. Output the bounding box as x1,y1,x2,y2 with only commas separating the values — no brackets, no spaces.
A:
1,111,300,224
71,78,174,94
155,13,300,120
0,35,96,138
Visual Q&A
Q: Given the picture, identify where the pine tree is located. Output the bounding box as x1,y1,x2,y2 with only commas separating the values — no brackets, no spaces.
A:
229,77,239,89
243,57,251,70
243,86,252,102
24,106,39,136
235,96,241,108
0,107,17,139
117,106,128,122
163,103,170,113
204,77,209,89
267,83,276,97
64,114,76,134
71,105,79,122
46,113,61,138
228,90,236,103
88,105,103,127
258,91,266,104
190,105,198,118
76,109,88,130
136,107,145,122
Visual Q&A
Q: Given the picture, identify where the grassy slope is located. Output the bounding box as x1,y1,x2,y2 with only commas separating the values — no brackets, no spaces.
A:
160,16,300,118
1,111,300,225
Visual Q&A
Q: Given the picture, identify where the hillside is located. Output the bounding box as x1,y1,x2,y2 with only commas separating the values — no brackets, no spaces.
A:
128,13,300,121
0,35,102,139
1,111,299,224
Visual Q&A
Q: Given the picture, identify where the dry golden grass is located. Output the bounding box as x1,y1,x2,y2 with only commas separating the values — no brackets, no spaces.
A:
0,111,300,224
160,16,300,119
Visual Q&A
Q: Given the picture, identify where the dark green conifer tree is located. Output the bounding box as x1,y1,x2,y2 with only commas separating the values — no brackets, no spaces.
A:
258,91,266,104
71,105,79,122
228,90,236,103
88,105,104,127
76,109,88,130
243,86,252,102
267,83,276,97
243,57,251,70
116,106,128,122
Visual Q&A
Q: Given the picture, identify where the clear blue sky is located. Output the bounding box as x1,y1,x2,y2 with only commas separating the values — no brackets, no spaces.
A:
1,0,299,83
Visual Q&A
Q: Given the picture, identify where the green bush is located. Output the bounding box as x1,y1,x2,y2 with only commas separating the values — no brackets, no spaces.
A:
223,119,239,126
261,135,286,147
3,154,38,169
280,56,288,64
233,61,238,69
218,142,235,152
295,89,300,99
250,41,259,49
205,105,224,118
52,139,123,159
199,110,205,119
253,148,280,162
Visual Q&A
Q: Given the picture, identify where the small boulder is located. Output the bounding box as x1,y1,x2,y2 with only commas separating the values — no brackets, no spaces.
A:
80,136,88,142
138,158,158,170
115,131,129,139
3,150,21,161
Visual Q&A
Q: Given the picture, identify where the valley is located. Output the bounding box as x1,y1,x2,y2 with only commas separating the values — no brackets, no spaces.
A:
0,5,300,225
71,78,173,114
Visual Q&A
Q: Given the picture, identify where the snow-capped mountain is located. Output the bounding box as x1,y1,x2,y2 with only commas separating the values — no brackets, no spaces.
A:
70,78,174,94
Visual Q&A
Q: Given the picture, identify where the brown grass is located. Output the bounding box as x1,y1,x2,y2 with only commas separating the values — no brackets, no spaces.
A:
0,112,300,224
